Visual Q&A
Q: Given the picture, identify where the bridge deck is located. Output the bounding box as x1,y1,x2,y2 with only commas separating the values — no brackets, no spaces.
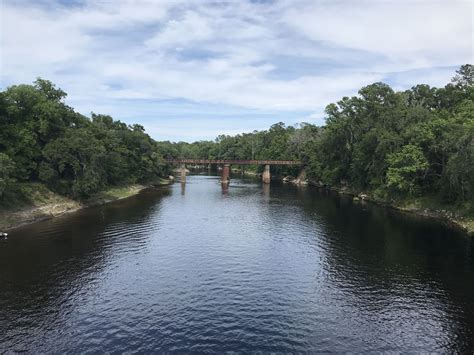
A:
167,159,302,166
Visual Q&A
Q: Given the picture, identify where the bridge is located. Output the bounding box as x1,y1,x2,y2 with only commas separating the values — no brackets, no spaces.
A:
166,159,303,184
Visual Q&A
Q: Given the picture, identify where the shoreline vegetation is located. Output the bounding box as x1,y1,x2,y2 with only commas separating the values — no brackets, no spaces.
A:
0,179,173,231
1,65,472,236
334,188,473,237
282,175,474,236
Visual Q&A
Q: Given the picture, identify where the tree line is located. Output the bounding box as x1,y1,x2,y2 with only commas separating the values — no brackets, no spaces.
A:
1,65,472,207
0,79,167,200
160,65,473,204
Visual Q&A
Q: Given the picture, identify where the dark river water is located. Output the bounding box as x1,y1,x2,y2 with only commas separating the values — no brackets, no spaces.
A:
1,174,473,353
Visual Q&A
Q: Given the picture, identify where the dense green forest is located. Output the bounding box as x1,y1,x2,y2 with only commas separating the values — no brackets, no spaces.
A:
0,79,168,201
161,65,473,206
1,65,472,213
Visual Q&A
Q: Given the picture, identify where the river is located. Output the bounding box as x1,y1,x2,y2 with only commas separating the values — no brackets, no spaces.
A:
1,173,473,352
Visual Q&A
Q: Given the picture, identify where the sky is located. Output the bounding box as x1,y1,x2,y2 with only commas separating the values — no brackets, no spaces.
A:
1,0,472,142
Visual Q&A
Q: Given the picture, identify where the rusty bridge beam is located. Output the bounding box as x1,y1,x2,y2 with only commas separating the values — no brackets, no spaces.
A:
166,159,303,166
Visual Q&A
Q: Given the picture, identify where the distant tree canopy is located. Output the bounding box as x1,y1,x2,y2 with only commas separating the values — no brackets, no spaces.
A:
1,65,472,204
160,65,473,203
0,79,167,199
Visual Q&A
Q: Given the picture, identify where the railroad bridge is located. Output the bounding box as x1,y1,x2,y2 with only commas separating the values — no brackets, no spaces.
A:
166,159,303,184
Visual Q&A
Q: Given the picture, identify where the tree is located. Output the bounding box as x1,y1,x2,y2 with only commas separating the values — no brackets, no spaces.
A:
1,66,472,206
40,129,107,197
442,100,474,201
386,145,429,194
0,153,15,198
34,78,67,102
452,64,473,88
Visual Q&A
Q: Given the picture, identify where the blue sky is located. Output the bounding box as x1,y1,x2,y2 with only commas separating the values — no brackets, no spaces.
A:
1,0,472,141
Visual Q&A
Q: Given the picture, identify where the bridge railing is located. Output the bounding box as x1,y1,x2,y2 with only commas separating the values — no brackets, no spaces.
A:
166,159,302,166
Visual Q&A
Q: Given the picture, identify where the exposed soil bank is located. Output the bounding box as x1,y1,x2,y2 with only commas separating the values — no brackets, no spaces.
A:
284,176,474,237
0,179,173,232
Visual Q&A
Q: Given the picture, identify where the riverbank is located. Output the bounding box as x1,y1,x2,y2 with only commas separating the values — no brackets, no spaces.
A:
338,187,473,237
283,176,474,236
0,179,173,231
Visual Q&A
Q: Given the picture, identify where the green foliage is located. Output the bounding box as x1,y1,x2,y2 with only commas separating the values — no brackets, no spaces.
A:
157,65,473,205
386,145,429,193
443,102,474,201
40,128,107,197
158,122,306,176
452,64,473,88
1,65,472,206
0,153,15,198
300,64,472,203
0,79,168,200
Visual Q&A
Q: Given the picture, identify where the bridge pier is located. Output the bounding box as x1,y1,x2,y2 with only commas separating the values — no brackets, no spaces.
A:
262,164,271,184
221,163,230,184
180,164,186,183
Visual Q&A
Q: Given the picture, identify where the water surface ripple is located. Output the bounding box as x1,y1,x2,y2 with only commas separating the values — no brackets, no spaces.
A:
1,174,473,352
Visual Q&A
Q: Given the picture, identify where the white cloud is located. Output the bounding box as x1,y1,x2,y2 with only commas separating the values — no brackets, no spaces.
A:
0,0,472,140
145,11,213,50
0,4,90,83
69,0,177,29
282,0,472,67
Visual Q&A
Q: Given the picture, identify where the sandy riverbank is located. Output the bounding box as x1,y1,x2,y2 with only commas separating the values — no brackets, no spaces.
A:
0,179,173,232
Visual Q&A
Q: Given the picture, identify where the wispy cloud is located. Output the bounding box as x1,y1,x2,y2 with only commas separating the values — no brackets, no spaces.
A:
1,0,472,141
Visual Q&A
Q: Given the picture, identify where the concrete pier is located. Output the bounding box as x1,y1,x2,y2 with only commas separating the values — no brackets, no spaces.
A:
221,164,230,184
166,159,303,188
262,164,271,184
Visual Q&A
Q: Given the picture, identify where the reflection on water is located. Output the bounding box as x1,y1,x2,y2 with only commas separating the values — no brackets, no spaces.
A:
0,174,473,352
221,182,229,195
